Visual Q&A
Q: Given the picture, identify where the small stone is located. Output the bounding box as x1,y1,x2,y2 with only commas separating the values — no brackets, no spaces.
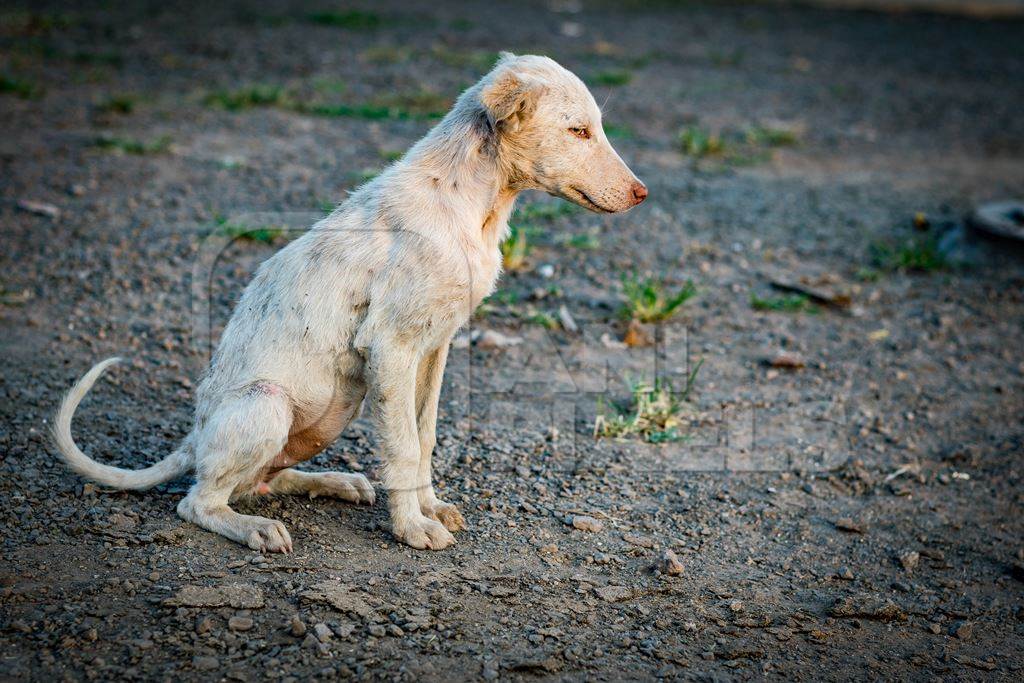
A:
228,616,254,632
951,621,973,640
834,518,864,534
475,330,523,350
193,655,219,671
367,624,386,637
729,600,744,612
594,585,630,602
289,616,306,637
661,549,684,576
147,571,160,582
899,551,920,572
568,515,603,533
769,351,805,368
387,624,404,637
313,623,333,642
927,622,942,635
195,616,215,634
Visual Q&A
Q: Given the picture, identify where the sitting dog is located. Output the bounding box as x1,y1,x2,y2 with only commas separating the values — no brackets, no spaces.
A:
54,53,647,552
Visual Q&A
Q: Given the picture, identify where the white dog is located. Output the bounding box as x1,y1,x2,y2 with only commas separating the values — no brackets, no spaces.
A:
54,53,647,552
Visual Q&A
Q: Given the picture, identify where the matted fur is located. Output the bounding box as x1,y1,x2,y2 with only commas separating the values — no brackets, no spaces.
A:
53,53,646,552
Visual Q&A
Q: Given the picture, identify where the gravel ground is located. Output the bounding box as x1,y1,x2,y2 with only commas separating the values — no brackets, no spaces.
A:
2,1,1023,680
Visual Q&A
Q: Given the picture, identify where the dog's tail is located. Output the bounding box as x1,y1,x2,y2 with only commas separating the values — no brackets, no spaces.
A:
52,357,191,490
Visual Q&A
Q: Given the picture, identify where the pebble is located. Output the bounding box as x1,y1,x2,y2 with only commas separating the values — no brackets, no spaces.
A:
367,624,386,637
951,621,973,640
899,551,920,572
661,550,684,576
290,616,306,637
193,656,219,671
195,616,215,634
313,623,333,642
568,515,603,532
228,616,254,632
834,518,865,534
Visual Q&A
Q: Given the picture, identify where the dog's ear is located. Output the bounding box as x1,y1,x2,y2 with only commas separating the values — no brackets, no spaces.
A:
480,69,544,134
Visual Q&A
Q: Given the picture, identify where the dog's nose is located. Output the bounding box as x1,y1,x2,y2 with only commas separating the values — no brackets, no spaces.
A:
631,181,648,204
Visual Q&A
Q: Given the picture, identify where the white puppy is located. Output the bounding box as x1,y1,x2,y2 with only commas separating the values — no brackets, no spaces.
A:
54,53,647,552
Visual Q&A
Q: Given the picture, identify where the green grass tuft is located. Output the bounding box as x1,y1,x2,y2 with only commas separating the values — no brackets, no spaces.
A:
870,234,948,273
500,224,530,272
92,134,171,155
216,218,286,244
204,84,289,111
306,10,380,29
0,74,44,99
594,363,702,443
620,273,697,323
591,70,632,87
750,293,814,312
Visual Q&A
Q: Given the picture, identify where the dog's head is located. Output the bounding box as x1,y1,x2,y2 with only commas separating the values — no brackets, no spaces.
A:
478,53,647,213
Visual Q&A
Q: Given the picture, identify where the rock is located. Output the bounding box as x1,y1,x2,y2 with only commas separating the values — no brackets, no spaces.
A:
16,199,60,220
660,549,684,576
475,330,523,350
594,585,631,602
228,616,254,632
193,655,219,672
899,551,920,572
769,351,805,368
568,515,603,532
301,582,373,618
624,319,654,347
622,533,655,548
367,624,386,637
729,600,744,612
289,616,306,637
951,620,973,640
829,597,906,622
834,518,865,534
195,616,216,634
487,585,517,598
313,623,333,642
387,624,404,637
557,305,578,333
164,584,265,609
837,566,855,580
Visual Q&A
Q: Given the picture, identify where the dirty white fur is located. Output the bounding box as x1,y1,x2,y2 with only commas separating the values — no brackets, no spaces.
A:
53,53,646,553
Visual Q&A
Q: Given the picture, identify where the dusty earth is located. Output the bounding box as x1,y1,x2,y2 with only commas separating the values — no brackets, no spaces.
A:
2,0,1024,680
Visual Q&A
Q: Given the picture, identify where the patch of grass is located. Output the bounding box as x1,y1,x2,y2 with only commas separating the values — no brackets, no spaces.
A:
594,363,702,443
679,125,726,158
603,123,634,139
361,45,411,64
514,201,580,223
484,289,520,306
620,273,697,323
97,93,136,114
304,89,448,120
379,149,403,162
870,234,947,273
558,229,601,250
750,293,813,312
216,218,286,244
306,10,380,29
430,45,499,71
92,134,172,155
0,74,43,99
590,69,632,87
204,84,289,111
524,308,559,329
746,125,799,147
311,77,347,94
500,224,530,272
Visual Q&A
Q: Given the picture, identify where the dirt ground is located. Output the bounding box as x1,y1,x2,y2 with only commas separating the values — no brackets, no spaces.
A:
2,0,1023,680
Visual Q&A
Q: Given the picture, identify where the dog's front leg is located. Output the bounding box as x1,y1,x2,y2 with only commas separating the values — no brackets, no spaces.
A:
415,343,467,532
367,341,456,550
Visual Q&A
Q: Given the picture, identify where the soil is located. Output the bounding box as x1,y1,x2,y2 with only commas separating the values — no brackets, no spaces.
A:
2,1,1023,680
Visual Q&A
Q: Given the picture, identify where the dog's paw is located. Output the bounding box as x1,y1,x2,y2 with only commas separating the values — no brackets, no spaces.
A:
243,518,293,554
426,501,468,532
309,472,376,505
393,515,455,550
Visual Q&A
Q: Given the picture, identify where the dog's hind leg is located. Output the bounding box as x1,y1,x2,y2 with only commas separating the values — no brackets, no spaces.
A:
263,468,375,504
414,344,466,532
176,387,295,553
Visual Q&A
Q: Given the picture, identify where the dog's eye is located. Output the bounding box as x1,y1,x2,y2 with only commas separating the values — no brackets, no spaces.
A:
568,126,591,140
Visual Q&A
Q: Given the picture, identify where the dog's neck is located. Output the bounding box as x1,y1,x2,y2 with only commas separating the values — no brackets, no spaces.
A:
407,108,523,252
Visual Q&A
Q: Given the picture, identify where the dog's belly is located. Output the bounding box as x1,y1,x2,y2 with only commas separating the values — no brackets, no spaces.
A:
268,395,363,471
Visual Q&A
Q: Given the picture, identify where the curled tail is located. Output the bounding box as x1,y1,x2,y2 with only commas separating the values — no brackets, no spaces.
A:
52,357,191,490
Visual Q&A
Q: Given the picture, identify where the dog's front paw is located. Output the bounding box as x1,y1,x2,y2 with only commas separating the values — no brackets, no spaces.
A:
393,515,455,550
309,472,376,505
425,501,468,532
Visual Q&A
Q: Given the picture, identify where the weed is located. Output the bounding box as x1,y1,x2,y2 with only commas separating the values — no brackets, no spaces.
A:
97,93,136,114
306,10,380,29
500,224,530,271
750,293,813,312
204,84,288,111
746,125,799,147
679,125,725,157
514,201,580,222
620,273,697,323
558,230,601,250
0,74,43,99
591,69,632,86
604,123,634,139
524,309,559,329
92,134,172,155
870,234,947,272
379,149,403,162
216,218,286,244
594,362,702,443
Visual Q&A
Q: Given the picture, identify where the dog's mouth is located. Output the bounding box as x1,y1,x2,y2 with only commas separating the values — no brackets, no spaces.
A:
567,187,613,214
